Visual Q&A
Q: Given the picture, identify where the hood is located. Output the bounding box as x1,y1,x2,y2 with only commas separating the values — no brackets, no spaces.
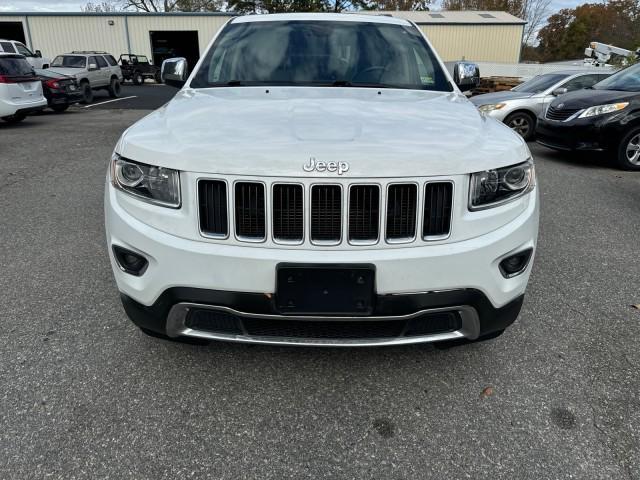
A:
469,90,534,106
46,67,80,78
550,88,640,109
119,87,529,178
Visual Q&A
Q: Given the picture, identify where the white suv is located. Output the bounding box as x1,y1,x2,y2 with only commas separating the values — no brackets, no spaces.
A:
105,14,539,347
49,51,123,103
0,39,50,69
0,53,47,123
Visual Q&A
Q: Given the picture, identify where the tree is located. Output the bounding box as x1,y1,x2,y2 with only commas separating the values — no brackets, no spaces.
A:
358,0,430,10
536,0,640,62
82,1,120,11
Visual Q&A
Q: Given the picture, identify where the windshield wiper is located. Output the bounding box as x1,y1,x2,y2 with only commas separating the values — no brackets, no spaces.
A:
330,80,393,89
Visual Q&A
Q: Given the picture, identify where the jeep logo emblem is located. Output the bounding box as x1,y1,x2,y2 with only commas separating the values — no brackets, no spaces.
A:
303,157,349,175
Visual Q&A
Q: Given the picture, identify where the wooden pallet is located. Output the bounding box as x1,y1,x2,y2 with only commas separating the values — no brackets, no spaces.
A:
471,76,522,95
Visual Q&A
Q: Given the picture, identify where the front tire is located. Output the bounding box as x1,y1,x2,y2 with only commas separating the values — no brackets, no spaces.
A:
154,70,162,83
107,78,121,98
505,112,536,141
1,113,26,124
80,82,93,104
617,127,640,171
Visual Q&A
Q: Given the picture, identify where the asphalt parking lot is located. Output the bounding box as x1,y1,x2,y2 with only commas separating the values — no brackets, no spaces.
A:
1,87,639,479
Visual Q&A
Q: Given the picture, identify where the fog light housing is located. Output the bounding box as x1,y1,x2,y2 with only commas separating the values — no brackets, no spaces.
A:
499,248,533,278
113,246,148,276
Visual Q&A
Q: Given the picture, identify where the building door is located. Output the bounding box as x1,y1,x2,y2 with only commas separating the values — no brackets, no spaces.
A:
149,31,200,74
0,22,26,44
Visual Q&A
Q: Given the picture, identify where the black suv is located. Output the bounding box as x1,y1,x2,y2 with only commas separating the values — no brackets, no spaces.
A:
119,54,161,85
536,63,640,170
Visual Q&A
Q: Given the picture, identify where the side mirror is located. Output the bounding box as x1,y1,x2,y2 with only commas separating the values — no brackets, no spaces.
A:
35,50,42,58
453,61,480,92
161,57,188,89
552,87,568,96
88,63,98,71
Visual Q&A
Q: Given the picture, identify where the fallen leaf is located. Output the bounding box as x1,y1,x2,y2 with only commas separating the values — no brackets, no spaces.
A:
480,386,494,399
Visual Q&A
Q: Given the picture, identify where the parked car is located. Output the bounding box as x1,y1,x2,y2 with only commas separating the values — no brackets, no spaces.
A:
0,53,47,123
48,51,123,103
0,39,50,69
105,13,539,348
471,70,612,140
537,63,640,170
119,54,161,85
34,68,83,112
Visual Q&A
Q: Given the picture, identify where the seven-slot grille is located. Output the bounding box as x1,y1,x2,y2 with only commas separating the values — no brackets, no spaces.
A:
546,105,581,122
198,180,454,246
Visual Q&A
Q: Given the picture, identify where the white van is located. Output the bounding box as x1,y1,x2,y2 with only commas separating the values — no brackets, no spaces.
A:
0,53,47,123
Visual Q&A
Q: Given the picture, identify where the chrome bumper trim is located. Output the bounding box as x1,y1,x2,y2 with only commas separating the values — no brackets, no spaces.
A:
166,302,480,347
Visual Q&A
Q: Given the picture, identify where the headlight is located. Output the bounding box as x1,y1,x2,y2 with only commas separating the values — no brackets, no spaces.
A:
469,159,535,210
578,102,628,119
111,154,181,208
478,103,506,113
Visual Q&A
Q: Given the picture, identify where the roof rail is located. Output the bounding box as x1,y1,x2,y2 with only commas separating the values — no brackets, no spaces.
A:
70,50,108,54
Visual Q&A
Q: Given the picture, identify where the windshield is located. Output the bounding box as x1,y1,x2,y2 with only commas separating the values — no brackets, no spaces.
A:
593,64,640,92
191,20,452,91
51,55,86,68
512,73,569,93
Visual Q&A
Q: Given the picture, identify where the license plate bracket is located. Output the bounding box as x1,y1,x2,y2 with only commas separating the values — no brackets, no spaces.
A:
276,264,375,315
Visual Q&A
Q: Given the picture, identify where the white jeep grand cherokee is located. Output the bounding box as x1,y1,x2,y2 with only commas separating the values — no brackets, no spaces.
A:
105,14,539,347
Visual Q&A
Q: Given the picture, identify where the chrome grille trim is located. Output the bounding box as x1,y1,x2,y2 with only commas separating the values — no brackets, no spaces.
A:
197,177,456,248
166,302,481,347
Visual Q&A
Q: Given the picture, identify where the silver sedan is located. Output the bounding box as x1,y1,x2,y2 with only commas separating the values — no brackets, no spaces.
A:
470,70,611,140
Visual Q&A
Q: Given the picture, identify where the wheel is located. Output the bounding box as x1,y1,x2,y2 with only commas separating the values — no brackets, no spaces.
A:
132,71,143,85
51,104,69,113
107,78,121,98
80,82,93,104
433,329,505,350
617,127,640,171
504,112,535,141
154,70,162,83
1,113,26,124
139,327,211,345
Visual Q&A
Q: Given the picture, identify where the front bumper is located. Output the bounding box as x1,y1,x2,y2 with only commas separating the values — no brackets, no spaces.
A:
105,180,538,346
536,116,610,152
47,90,83,106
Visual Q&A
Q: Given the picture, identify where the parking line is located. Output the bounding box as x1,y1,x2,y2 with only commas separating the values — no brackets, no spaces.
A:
84,96,137,108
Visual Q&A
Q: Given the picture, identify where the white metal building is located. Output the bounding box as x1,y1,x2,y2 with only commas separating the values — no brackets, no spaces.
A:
0,10,525,68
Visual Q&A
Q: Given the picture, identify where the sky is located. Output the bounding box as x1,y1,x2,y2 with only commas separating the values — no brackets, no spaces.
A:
0,0,586,15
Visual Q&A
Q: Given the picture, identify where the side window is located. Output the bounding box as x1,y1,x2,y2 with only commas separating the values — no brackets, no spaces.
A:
562,74,601,92
96,56,108,69
105,55,117,66
0,41,16,53
89,56,99,69
15,43,33,57
137,55,149,65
